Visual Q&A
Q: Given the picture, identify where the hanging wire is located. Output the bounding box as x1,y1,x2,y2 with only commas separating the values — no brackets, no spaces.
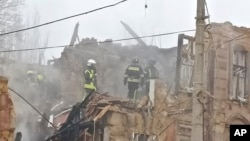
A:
144,0,148,17
9,87,56,129
0,0,128,36
0,29,195,53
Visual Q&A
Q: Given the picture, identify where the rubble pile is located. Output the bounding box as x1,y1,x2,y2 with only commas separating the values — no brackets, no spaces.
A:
70,80,190,141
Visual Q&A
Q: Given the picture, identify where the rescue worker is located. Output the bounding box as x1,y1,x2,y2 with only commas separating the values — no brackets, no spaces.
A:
37,71,46,101
83,59,97,99
144,58,159,93
124,58,144,99
26,70,37,84
26,69,38,103
37,72,45,85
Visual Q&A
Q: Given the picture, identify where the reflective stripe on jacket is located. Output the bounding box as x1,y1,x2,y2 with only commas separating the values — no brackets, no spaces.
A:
37,74,44,81
128,66,140,71
84,69,97,90
84,82,96,90
124,64,144,83
127,78,140,82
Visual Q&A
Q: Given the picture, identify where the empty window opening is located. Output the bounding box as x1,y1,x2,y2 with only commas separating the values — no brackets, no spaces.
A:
232,50,246,100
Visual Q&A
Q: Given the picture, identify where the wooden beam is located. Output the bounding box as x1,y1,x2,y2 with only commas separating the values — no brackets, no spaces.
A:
93,105,111,121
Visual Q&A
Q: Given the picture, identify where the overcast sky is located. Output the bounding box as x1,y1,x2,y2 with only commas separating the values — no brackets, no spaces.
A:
23,0,250,60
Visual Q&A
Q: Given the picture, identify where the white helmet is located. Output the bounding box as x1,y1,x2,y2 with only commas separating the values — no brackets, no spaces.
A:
87,59,96,66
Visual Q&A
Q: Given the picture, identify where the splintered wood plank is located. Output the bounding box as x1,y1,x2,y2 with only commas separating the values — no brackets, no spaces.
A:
93,105,111,121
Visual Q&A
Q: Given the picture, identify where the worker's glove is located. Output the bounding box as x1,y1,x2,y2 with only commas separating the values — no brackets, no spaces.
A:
124,79,127,85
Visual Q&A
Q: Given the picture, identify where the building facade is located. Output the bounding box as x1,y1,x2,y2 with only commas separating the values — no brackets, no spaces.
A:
175,22,250,141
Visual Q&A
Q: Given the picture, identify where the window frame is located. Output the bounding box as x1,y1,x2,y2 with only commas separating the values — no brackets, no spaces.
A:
231,48,247,100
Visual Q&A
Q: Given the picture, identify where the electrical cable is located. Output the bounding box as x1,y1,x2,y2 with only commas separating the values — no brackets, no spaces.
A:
221,33,248,45
205,0,250,47
207,33,249,134
157,95,190,136
0,29,195,53
204,0,249,47
8,87,57,129
203,1,249,135
0,0,128,36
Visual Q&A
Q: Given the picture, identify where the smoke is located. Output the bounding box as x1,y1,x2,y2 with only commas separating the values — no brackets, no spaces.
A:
57,42,177,100
0,58,61,141
0,39,178,140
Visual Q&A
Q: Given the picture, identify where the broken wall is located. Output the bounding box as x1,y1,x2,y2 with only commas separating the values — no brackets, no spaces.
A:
54,41,177,105
86,80,192,141
174,22,250,141
204,22,250,141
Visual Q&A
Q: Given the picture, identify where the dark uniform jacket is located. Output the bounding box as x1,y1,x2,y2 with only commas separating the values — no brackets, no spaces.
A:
124,64,144,84
144,66,159,80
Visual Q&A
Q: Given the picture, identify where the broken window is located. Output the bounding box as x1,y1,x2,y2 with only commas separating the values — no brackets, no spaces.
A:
232,50,246,100
180,43,195,91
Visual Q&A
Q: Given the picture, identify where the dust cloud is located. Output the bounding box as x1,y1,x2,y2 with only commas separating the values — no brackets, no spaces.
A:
0,58,60,141
57,42,177,100
0,40,178,140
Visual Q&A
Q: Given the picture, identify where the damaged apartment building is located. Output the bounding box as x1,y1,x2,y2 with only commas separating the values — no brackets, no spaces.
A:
175,22,250,141
44,22,250,141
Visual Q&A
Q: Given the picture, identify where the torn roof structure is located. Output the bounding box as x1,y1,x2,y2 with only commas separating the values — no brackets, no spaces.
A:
46,80,191,141
39,22,250,141
46,22,250,141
